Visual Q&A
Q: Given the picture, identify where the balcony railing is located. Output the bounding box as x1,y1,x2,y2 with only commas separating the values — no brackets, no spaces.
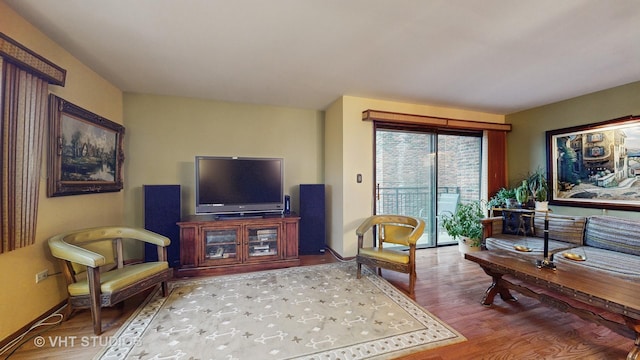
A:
376,186,460,218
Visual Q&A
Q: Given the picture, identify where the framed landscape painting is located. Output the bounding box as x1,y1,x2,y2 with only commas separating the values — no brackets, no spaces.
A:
48,94,125,197
546,114,640,211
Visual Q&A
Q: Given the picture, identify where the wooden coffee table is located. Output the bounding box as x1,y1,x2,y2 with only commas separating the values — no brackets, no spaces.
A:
465,250,640,359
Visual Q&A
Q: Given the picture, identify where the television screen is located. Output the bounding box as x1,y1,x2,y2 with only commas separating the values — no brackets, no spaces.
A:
195,156,284,215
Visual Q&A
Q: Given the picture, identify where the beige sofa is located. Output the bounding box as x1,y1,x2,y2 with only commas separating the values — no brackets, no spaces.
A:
482,212,586,258
482,213,640,280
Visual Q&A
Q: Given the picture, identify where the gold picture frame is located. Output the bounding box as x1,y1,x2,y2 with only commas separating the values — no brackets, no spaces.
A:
48,94,125,197
547,114,640,210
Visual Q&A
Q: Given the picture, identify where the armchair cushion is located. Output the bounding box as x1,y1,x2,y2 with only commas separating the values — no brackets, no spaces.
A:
67,262,169,296
358,247,410,264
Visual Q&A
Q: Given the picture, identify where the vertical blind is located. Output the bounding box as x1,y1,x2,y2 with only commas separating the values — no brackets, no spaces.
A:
1,61,48,252
0,33,66,253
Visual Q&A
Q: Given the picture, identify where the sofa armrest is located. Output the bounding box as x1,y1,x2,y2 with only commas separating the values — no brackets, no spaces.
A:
481,217,503,242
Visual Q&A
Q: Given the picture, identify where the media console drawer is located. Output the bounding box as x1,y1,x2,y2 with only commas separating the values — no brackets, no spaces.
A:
177,215,300,276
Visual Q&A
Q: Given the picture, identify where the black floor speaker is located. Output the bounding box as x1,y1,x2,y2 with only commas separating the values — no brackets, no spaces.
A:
144,185,181,268
299,184,326,255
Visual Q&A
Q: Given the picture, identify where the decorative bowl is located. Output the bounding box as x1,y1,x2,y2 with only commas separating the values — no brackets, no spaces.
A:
514,244,532,252
562,252,586,261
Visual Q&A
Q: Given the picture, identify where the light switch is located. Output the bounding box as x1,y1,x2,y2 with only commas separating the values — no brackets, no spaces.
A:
357,174,362,183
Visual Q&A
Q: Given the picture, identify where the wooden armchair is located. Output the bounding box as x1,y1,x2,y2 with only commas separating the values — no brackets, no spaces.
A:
48,226,174,335
356,215,425,295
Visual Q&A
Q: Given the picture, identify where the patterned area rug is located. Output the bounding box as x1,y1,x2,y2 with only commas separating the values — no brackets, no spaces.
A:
95,261,465,360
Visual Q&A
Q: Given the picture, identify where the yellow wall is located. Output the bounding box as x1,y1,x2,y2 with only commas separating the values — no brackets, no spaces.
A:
0,1,124,341
325,96,505,257
122,93,325,231
506,81,640,219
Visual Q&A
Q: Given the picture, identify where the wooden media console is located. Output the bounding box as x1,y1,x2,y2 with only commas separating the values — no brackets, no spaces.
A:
177,214,300,277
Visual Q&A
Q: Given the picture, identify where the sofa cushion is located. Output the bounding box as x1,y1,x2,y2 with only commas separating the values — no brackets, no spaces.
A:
485,234,577,259
485,213,586,244
584,216,640,256
532,214,586,245
555,246,640,281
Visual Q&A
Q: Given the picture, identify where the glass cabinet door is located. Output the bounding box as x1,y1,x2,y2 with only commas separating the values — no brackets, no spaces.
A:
202,227,240,264
246,225,280,260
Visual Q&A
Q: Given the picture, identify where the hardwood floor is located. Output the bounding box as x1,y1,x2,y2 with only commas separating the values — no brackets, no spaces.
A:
4,246,631,359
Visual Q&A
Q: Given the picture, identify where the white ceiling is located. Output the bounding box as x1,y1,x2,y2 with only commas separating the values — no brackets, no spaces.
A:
6,0,640,114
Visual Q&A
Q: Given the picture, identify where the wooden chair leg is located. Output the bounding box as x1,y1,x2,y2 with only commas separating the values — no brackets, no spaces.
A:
87,267,102,335
161,281,169,297
62,299,75,321
357,262,362,279
409,270,416,295
409,262,417,295
115,300,126,313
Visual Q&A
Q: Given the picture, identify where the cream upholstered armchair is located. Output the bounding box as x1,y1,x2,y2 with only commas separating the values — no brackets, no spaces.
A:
48,226,174,335
356,215,425,295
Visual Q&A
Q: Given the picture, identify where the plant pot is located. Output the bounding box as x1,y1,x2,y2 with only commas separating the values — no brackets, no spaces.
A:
535,201,549,211
505,198,518,209
458,237,482,257
526,199,536,209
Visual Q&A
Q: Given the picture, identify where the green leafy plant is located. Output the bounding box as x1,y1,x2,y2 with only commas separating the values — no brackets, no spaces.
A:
441,201,485,247
527,168,549,202
535,186,548,202
515,180,530,205
488,187,517,208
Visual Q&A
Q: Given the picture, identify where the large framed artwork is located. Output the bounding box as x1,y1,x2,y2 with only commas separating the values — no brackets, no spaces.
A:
546,114,640,211
48,94,125,197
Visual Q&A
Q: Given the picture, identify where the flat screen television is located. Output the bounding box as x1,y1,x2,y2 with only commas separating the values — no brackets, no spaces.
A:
195,156,284,215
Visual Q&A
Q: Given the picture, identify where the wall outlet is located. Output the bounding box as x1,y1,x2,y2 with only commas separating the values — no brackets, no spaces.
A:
35,269,48,283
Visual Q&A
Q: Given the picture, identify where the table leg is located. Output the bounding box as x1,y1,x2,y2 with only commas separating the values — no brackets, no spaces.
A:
624,317,640,360
479,266,518,306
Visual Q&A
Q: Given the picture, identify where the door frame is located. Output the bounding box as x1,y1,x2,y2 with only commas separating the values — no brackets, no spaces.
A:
373,121,483,248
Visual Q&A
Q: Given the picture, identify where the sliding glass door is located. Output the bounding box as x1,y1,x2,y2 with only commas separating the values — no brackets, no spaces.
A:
375,125,482,248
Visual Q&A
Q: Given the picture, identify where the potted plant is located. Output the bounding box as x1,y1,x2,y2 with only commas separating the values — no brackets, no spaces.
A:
515,180,530,208
528,168,549,210
441,200,485,255
488,187,517,210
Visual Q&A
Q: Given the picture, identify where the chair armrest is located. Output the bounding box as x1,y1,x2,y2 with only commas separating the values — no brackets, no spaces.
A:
356,215,425,246
48,235,106,268
48,227,171,267
64,226,170,246
115,227,171,247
